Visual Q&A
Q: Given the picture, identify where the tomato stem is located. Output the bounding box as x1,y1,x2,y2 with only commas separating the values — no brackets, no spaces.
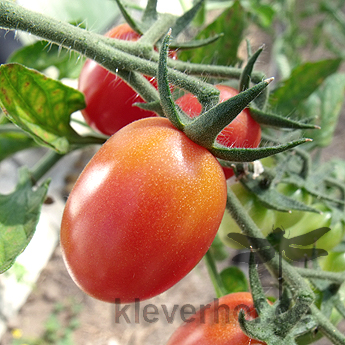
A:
203,250,227,298
294,267,345,284
310,304,345,345
0,0,264,111
142,0,158,24
113,0,144,35
30,150,63,184
0,1,220,105
158,30,219,129
239,45,264,92
139,13,176,45
116,69,162,111
225,186,314,298
158,30,185,131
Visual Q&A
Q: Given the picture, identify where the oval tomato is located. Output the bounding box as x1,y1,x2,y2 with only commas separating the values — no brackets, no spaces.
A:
176,85,261,179
218,183,276,249
166,292,265,345
78,23,177,136
60,117,227,303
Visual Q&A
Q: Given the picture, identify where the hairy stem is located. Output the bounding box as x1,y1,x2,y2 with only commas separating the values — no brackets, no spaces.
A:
0,1,224,100
226,187,314,298
295,267,345,285
204,250,226,298
30,150,63,183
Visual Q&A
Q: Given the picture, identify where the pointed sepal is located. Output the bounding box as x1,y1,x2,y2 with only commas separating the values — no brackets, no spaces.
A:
249,107,320,130
184,78,274,149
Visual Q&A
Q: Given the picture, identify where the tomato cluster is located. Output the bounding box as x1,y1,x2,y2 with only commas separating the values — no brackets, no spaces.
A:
78,23,177,136
63,19,268,307
62,20,344,345
60,117,227,303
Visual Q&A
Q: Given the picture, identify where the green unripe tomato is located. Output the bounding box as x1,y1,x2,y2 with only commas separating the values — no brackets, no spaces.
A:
319,251,345,272
218,183,276,249
260,156,275,168
274,184,313,229
281,203,345,253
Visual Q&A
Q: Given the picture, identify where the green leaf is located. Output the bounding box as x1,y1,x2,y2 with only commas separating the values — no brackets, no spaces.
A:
270,59,342,115
220,266,249,293
8,40,85,79
302,73,345,148
179,0,248,66
0,126,38,161
0,167,50,273
0,63,86,154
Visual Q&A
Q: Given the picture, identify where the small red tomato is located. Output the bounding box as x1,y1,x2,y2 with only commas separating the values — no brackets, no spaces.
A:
176,85,261,179
78,23,177,136
166,292,266,345
60,117,227,303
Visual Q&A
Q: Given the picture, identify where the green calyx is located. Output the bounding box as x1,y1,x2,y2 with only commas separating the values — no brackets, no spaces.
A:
184,78,273,148
157,31,312,163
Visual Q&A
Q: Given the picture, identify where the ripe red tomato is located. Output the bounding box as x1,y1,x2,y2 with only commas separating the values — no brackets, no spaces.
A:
78,23,177,136
166,292,266,345
175,85,262,179
60,117,227,303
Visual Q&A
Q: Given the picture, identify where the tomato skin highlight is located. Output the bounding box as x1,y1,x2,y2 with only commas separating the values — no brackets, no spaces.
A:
60,117,227,303
166,292,266,345
176,85,261,179
78,23,177,136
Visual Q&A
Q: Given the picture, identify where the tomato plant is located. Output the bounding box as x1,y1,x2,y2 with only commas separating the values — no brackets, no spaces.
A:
176,85,261,179
78,23,177,136
1,1,345,344
166,292,266,345
60,117,227,303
